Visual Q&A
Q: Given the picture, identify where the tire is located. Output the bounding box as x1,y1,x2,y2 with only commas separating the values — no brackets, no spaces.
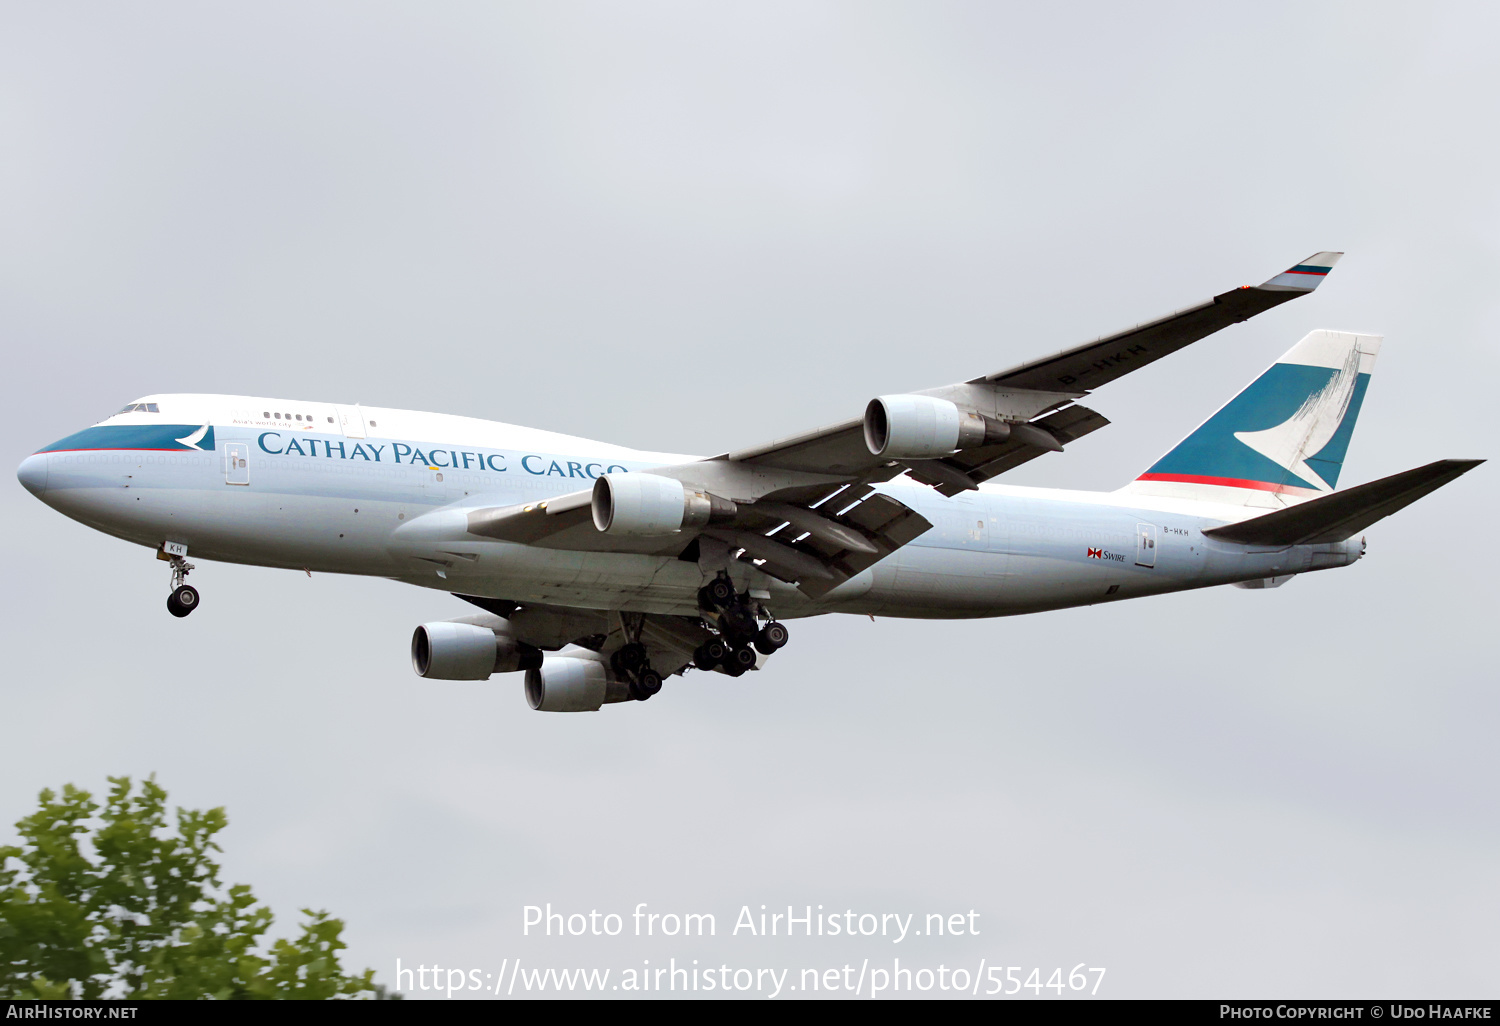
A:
704,577,735,607
167,585,198,618
729,646,758,672
612,642,646,675
704,638,728,663
693,644,718,671
754,622,789,654
635,668,663,699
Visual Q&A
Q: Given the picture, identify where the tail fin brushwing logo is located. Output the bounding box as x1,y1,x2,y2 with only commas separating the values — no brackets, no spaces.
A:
1127,330,1380,504
1231,343,1362,492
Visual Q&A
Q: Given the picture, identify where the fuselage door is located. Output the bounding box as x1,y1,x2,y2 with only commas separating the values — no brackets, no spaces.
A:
1135,523,1157,568
336,405,367,439
225,443,250,485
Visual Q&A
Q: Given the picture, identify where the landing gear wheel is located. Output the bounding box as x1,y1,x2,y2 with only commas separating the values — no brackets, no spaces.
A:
611,642,647,675
167,585,199,618
727,646,758,673
701,577,735,608
693,644,718,671
631,667,664,701
754,622,789,654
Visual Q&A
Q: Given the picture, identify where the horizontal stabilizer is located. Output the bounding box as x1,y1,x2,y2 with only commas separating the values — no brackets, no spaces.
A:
1203,459,1483,546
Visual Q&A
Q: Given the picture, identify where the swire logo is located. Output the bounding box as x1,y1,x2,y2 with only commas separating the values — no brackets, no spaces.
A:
1087,548,1102,559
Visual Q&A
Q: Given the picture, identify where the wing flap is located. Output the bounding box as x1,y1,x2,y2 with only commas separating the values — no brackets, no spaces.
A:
729,489,932,599
903,404,1111,496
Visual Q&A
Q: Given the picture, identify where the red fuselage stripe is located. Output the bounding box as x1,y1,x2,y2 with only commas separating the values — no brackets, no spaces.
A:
1135,472,1320,495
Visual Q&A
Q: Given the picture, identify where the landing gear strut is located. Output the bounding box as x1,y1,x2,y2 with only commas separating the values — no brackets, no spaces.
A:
611,617,664,701
165,554,199,618
693,572,788,676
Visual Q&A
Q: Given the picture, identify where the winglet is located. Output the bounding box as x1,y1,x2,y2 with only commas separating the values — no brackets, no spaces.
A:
1258,251,1343,292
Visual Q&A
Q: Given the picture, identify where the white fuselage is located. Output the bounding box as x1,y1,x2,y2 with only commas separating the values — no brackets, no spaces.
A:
18,394,1362,622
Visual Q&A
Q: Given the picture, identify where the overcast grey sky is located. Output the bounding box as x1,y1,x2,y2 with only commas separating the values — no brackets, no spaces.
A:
2,1,1497,999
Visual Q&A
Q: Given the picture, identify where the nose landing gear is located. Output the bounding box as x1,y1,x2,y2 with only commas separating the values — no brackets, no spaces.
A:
164,551,200,618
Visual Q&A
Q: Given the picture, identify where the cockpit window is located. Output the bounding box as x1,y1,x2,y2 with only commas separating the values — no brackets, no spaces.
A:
114,403,160,415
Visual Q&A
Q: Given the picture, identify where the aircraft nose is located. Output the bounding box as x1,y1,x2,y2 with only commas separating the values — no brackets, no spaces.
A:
17,453,49,498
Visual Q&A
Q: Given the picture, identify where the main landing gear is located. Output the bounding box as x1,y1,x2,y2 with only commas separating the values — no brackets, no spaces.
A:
165,552,200,618
692,573,788,677
611,620,664,702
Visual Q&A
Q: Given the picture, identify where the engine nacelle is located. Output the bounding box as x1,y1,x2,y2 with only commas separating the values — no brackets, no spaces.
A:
591,473,736,537
411,621,543,680
863,395,1004,459
525,655,610,712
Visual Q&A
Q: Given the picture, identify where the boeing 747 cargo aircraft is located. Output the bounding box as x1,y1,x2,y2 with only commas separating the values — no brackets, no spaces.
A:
16,253,1480,712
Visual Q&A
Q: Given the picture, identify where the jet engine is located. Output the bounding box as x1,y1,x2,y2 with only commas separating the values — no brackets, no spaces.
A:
591,473,736,537
863,395,1014,459
411,621,543,680
524,649,634,712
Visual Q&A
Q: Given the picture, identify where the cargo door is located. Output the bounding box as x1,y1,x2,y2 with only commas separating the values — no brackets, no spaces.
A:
947,493,1006,579
422,468,449,503
336,405,367,439
948,494,989,550
1135,523,1157,568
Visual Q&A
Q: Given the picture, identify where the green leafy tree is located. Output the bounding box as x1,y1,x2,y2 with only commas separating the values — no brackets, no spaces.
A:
0,776,382,999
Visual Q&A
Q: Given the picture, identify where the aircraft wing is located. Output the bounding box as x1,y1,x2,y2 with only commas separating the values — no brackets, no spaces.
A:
460,252,1341,595
724,252,1342,482
463,478,932,599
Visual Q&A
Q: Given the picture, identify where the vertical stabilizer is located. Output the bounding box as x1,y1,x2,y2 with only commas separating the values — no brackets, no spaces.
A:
1124,330,1381,508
